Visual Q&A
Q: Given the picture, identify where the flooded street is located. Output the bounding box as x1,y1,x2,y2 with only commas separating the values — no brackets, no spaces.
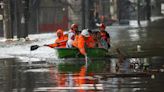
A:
0,57,164,92
108,20,164,59
0,19,164,92
0,0,164,91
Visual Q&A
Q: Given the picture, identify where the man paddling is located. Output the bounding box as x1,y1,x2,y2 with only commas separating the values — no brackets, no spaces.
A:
44,29,68,48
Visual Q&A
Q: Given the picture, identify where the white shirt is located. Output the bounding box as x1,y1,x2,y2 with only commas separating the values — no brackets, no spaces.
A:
66,30,75,48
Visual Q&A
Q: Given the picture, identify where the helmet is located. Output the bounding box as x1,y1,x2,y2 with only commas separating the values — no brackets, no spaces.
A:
99,23,106,29
56,29,63,35
81,29,90,37
71,24,78,29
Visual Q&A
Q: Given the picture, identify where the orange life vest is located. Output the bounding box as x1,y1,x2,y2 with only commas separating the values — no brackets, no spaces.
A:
72,35,86,55
48,29,68,48
86,35,95,48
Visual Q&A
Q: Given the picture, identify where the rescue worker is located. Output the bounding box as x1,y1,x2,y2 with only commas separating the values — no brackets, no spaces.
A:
44,29,68,48
86,29,96,48
66,24,79,48
72,29,90,56
99,23,110,49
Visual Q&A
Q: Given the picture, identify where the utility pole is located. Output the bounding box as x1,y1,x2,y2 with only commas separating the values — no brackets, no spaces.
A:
16,0,29,40
85,0,89,28
3,0,13,39
146,0,151,23
81,0,85,29
83,0,94,29
137,0,141,28
20,0,26,39
16,0,21,39
88,0,94,29
23,0,29,39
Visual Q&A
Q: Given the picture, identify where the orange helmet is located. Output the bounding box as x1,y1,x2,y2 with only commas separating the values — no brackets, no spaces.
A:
71,24,78,29
99,23,106,29
56,29,63,36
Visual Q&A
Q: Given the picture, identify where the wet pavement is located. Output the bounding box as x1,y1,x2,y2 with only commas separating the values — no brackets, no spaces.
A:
0,18,164,92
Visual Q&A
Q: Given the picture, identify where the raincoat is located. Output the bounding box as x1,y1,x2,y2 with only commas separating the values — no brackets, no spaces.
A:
47,29,68,48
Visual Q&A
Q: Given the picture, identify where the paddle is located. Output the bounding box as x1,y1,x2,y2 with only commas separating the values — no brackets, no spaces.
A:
30,40,67,51
30,45,43,51
84,54,92,67
85,55,88,67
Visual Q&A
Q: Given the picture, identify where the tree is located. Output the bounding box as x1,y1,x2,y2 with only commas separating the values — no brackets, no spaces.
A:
3,0,13,39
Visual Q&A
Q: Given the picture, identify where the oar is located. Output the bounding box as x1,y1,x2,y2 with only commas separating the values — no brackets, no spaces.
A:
85,55,88,67
84,54,92,67
30,40,68,51
30,45,43,51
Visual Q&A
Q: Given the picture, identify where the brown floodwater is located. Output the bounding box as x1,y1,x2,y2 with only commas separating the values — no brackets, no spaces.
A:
0,57,164,92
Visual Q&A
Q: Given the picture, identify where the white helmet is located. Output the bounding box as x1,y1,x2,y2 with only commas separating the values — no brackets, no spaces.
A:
81,29,90,37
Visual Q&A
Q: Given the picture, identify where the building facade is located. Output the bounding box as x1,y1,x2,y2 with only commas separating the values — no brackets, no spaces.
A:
0,0,164,37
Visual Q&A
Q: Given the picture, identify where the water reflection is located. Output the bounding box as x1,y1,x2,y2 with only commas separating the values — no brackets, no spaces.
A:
0,57,164,92
34,63,102,92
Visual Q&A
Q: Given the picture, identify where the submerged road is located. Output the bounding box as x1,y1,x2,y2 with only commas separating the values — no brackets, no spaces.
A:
108,18,164,58
0,18,164,92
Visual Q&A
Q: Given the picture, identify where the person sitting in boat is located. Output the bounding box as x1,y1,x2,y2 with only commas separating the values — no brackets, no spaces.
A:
98,23,110,49
86,29,96,48
66,24,79,48
44,29,68,48
72,29,90,56
92,31,102,48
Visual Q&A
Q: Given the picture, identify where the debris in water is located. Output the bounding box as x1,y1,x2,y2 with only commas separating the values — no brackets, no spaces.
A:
151,74,155,79
160,69,164,72
137,45,141,52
